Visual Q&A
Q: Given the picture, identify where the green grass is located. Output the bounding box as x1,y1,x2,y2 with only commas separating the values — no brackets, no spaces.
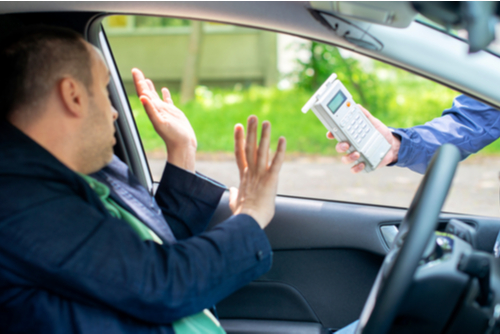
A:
129,84,500,156
131,87,341,155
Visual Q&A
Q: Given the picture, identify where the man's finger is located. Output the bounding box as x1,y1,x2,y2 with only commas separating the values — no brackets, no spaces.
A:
140,96,160,125
131,68,146,96
138,83,157,101
358,105,375,121
234,123,247,175
341,151,360,164
336,142,350,153
145,79,160,99
351,162,365,174
245,116,258,170
132,71,154,99
269,137,286,175
162,87,173,104
257,121,271,173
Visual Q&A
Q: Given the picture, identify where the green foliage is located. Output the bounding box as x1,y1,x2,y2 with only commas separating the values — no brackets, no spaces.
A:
134,16,190,28
130,86,340,155
130,42,499,156
296,41,461,130
297,42,458,127
129,85,483,156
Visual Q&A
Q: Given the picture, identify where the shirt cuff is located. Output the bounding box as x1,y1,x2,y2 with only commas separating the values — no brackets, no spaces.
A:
388,128,412,168
160,162,226,200
195,171,227,190
156,163,226,237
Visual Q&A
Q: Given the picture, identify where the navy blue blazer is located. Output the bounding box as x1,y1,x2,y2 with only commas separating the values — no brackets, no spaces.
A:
0,121,272,333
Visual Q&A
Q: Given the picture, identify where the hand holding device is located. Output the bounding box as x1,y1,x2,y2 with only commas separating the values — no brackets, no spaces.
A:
328,106,401,173
229,116,286,229
302,73,391,172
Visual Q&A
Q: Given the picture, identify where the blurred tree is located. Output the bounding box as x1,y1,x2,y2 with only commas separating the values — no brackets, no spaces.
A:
135,16,190,28
296,42,394,115
295,41,456,128
181,21,203,104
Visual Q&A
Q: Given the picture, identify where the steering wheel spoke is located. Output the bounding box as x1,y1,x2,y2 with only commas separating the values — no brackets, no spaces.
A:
356,144,461,334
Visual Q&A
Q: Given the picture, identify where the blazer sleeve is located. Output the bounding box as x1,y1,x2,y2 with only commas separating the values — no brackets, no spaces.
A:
391,95,500,174
0,186,271,325
155,162,227,240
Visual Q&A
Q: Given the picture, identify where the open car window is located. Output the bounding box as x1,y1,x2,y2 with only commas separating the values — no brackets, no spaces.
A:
102,15,500,217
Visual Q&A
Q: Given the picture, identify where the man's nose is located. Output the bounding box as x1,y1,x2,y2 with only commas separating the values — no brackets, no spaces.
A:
112,107,119,121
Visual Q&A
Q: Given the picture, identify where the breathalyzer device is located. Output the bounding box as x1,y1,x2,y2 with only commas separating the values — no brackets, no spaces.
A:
302,73,391,172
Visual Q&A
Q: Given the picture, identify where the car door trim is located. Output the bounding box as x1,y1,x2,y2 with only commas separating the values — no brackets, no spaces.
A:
86,17,153,192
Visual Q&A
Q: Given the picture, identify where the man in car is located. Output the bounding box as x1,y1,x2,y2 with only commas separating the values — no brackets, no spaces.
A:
0,25,286,333
331,95,500,174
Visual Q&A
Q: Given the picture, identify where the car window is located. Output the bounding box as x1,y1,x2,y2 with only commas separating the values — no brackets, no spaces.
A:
103,15,500,216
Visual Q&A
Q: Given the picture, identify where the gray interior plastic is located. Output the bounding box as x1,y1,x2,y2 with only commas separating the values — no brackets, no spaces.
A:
210,192,500,329
220,319,326,334
310,1,417,28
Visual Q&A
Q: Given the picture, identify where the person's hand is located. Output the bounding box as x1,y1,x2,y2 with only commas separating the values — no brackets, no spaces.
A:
132,68,197,173
228,116,286,229
327,106,401,173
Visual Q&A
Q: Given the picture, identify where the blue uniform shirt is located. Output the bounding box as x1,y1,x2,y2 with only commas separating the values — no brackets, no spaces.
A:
392,95,500,174
390,95,500,257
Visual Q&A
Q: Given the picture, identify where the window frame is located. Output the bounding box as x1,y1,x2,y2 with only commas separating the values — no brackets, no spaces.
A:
87,15,154,192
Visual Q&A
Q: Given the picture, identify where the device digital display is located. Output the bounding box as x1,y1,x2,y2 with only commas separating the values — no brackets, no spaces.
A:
327,91,346,114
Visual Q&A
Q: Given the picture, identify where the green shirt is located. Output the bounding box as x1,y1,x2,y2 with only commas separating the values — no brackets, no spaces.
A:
79,173,225,334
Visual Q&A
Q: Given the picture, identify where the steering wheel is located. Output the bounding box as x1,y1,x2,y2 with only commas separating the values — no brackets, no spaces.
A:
355,144,461,334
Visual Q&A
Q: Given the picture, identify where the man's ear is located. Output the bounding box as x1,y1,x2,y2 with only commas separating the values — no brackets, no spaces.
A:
59,77,89,118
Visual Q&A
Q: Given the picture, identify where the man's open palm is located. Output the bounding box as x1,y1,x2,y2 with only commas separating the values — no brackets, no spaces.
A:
229,116,286,229
132,68,197,172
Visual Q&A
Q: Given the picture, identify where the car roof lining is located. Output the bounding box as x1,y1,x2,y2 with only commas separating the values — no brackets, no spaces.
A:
1,2,499,109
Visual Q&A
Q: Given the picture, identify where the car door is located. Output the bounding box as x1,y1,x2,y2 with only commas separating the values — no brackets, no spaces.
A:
87,11,500,334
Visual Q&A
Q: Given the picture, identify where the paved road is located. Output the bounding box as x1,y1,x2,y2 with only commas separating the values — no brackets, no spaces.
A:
148,154,500,217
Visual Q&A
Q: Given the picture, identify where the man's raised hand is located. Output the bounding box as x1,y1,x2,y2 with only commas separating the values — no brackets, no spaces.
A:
131,68,197,172
229,116,286,229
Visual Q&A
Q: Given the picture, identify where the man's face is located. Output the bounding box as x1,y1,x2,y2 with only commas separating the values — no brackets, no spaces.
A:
80,42,118,173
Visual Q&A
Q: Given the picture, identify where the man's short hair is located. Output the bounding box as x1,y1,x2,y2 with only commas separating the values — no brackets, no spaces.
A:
0,25,93,120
